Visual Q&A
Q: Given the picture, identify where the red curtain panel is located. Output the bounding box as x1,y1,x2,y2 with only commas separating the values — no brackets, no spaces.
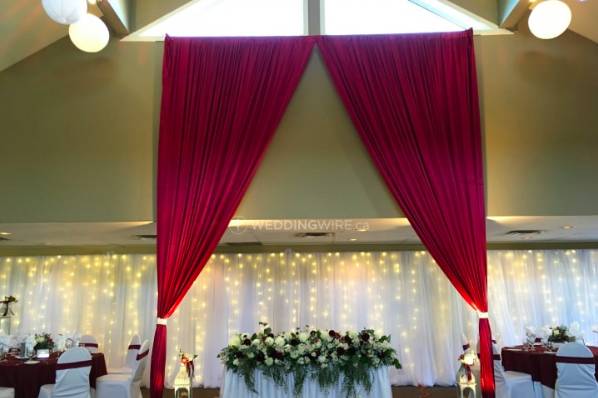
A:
318,30,494,397
152,35,315,398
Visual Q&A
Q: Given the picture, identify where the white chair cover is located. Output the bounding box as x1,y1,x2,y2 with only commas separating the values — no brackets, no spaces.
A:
0,388,14,398
38,347,92,398
95,340,149,398
108,335,141,375
78,335,99,354
492,343,536,398
555,343,598,398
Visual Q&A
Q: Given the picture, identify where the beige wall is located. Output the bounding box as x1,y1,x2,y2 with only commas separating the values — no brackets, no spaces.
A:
0,24,597,222
0,38,160,222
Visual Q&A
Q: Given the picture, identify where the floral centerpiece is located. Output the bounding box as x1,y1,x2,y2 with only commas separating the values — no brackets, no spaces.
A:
218,323,401,397
547,325,576,343
180,350,198,379
34,333,55,351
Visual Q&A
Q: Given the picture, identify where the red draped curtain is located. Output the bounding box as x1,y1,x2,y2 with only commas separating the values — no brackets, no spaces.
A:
317,31,494,397
152,36,315,398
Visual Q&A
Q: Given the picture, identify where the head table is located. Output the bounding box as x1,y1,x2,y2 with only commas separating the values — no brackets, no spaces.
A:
220,367,392,398
0,352,107,398
501,345,598,389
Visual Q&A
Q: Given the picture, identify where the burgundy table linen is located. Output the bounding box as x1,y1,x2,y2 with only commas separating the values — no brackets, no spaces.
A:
502,346,598,389
317,30,493,396
151,36,315,398
0,353,107,398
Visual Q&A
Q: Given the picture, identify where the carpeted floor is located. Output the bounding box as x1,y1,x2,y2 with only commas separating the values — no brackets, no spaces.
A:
143,386,459,398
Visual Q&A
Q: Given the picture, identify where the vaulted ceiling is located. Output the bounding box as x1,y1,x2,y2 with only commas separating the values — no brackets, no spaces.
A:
564,0,598,43
0,0,67,72
1,0,596,73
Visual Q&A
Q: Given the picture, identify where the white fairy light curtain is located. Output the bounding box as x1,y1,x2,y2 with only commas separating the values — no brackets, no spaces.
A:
1,249,597,388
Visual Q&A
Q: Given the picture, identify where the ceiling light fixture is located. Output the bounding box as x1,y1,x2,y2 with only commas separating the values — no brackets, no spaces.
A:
562,225,574,230
349,238,358,241
69,13,110,53
528,0,572,40
42,0,87,25
0,232,11,236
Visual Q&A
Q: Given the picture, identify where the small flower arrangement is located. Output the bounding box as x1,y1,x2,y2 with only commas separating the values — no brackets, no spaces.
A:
34,333,55,350
457,351,477,385
179,350,198,379
547,325,576,343
218,323,401,397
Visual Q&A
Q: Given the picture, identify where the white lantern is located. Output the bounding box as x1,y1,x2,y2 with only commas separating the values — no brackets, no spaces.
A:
41,0,87,25
68,14,110,53
528,0,572,40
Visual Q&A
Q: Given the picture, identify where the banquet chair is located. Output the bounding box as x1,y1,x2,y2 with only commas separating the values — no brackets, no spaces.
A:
0,388,14,398
107,335,141,375
95,340,149,398
38,347,92,398
492,343,535,398
555,343,598,398
79,335,99,354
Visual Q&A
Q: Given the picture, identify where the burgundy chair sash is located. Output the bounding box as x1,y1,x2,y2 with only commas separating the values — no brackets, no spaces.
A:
137,350,149,360
56,360,93,370
556,356,596,364
79,343,99,348
128,345,141,350
493,354,501,360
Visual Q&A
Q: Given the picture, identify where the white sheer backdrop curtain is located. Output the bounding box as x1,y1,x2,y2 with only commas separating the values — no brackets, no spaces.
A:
0,249,597,388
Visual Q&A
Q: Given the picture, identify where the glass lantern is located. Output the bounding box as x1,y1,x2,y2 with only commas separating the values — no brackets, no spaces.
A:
174,364,192,398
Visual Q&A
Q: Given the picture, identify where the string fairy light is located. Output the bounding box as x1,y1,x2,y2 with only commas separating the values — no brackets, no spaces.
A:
0,249,596,387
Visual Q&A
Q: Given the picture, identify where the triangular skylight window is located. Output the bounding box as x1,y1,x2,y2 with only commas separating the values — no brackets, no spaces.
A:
324,0,462,35
126,0,501,41
133,0,306,39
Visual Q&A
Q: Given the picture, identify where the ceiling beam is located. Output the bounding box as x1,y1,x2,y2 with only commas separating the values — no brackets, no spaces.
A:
498,0,530,29
97,0,130,36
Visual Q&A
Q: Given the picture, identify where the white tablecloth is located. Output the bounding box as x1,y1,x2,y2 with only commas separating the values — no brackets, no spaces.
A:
220,367,392,398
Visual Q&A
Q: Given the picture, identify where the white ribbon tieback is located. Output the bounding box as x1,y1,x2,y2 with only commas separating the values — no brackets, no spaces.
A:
477,312,489,319
157,317,168,325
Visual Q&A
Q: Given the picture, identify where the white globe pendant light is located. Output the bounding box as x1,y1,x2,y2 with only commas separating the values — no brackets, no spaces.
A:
41,0,87,25
69,14,110,53
528,0,572,40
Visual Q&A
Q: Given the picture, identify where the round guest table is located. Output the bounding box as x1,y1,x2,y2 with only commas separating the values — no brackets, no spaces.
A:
501,345,598,389
0,352,107,398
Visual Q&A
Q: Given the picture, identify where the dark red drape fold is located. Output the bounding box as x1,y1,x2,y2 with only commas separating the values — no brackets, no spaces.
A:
317,30,494,397
151,35,315,398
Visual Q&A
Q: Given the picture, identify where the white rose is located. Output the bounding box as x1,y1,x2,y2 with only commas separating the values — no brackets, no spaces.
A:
232,359,240,366
252,339,260,346
275,336,285,347
299,332,308,342
247,352,255,359
317,355,327,363
265,357,274,366
374,329,383,339
265,337,274,346
229,335,241,347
